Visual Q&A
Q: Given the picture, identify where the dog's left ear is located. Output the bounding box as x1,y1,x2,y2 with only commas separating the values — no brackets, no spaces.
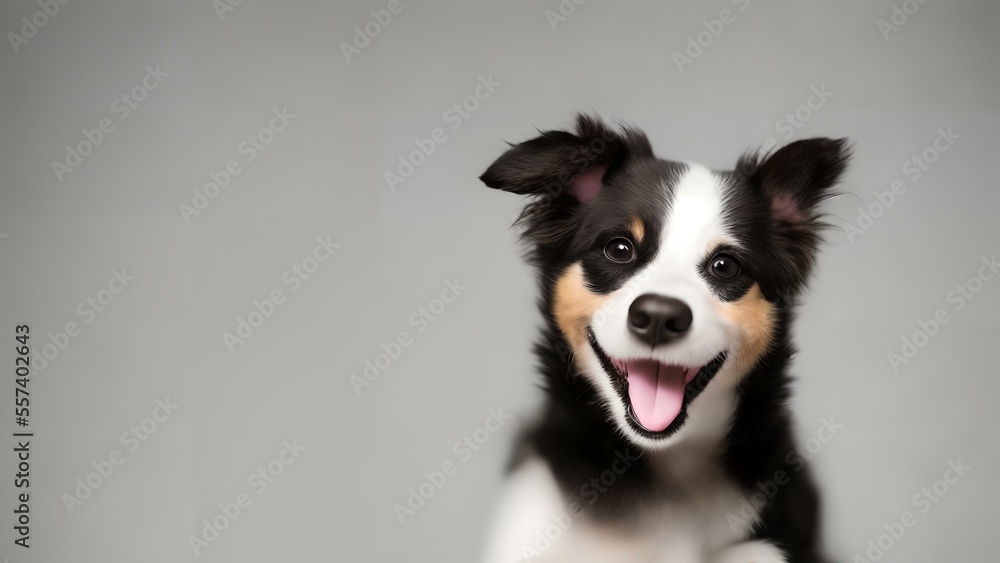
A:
741,137,852,291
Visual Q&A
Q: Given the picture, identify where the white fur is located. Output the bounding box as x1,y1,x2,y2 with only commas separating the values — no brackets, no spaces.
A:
714,541,789,563
481,458,567,563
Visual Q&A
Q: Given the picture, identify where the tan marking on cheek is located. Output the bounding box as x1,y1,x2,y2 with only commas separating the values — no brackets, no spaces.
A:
553,263,609,351
630,216,645,243
717,284,776,377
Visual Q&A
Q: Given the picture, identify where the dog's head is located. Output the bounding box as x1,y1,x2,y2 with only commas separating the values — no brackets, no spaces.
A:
481,115,849,450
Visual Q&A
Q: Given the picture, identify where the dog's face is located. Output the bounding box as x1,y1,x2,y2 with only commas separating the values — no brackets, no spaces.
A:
481,116,849,450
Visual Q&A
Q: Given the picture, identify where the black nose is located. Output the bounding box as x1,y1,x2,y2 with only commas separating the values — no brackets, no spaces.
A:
627,294,693,347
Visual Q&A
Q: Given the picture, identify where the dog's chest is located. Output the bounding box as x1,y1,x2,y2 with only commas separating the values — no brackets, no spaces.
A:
529,454,760,562
625,462,758,559
487,387,763,562
567,398,758,560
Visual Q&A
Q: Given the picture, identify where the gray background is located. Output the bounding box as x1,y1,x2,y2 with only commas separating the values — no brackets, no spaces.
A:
1,1,997,561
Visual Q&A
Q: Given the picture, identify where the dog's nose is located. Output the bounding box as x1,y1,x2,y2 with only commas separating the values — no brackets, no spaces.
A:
627,294,693,347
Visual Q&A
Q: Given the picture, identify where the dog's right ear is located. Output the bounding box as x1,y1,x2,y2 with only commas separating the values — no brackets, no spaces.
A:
479,115,648,254
479,114,640,204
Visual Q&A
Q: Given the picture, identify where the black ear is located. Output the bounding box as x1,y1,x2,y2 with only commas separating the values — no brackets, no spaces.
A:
739,137,852,293
480,114,646,203
748,137,851,226
479,115,650,258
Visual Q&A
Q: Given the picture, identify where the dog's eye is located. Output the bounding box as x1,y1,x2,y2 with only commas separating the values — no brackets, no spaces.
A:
604,238,636,263
709,254,741,279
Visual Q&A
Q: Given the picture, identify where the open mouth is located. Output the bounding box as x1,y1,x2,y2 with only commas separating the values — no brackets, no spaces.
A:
587,329,727,439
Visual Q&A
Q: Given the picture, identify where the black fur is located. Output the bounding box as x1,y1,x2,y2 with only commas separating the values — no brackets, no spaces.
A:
480,114,849,562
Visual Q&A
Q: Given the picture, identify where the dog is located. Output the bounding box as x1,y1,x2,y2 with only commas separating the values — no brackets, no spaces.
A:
477,115,850,563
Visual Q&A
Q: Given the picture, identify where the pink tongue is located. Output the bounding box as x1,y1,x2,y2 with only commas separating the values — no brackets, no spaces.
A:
625,360,687,432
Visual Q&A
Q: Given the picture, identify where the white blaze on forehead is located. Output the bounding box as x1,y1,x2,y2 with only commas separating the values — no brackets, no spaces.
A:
659,164,729,261
627,163,732,307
